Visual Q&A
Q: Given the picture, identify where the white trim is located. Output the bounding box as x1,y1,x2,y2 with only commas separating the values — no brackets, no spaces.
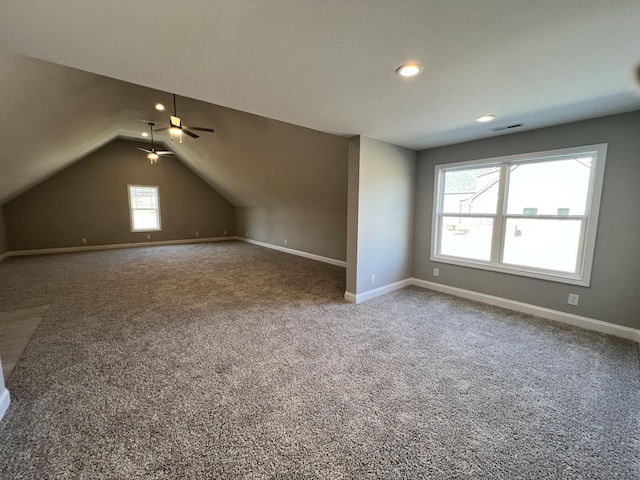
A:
5,237,232,257
0,388,10,422
343,278,413,304
128,184,162,233
412,279,640,342
344,291,357,303
430,143,608,287
237,237,346,268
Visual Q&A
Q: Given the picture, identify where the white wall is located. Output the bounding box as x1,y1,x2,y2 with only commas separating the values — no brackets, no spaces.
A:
0,356,9,422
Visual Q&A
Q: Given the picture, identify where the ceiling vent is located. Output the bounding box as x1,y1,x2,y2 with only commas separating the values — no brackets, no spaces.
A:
490,123,524,132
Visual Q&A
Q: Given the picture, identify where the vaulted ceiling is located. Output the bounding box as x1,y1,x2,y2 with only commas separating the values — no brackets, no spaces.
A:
1,1,639,206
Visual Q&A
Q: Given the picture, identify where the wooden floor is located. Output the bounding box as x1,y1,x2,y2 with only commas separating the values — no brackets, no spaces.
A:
0,305,49,381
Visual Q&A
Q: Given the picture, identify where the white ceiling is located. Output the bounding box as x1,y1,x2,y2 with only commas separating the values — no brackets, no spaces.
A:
1,0,639,151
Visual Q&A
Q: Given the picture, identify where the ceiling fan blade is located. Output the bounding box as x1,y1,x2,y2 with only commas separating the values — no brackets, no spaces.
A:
153,126,170,132
186,126,215,133
137,147,153,153
137,119,170,127
182,128,199,139
157,151,174,155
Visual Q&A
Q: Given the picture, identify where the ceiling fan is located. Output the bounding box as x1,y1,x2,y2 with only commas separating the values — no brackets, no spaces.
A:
155,94,215,142
138,122,173,164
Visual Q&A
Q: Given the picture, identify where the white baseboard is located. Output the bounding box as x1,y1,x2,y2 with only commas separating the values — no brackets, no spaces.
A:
344,291,357,303
0,251,9,263
237,237,346,268
0,388,10,422
344,278,413,304
343,277,639,342
413,279,640,342
4,236,232,258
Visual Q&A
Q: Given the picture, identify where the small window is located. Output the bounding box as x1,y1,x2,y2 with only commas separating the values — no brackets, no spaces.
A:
431,144,607,286
128,185,161,232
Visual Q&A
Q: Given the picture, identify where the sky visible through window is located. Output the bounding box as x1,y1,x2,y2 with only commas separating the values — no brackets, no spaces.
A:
438,157,592,274
129,185,160,231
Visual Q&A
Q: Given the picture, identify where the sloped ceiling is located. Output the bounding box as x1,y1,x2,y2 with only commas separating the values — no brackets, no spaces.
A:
1,1,639,206
0,51,347,207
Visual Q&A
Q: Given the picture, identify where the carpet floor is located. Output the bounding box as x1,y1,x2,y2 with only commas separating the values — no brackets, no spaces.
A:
0,241,638,479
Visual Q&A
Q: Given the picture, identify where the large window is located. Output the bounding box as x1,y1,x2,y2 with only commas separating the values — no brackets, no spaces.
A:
431,144,607,286
128,185,161,232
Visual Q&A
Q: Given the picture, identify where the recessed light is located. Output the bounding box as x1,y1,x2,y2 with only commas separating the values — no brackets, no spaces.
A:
155,103,165,111
141,132,149,137
396,63,423,77
476,115,496,123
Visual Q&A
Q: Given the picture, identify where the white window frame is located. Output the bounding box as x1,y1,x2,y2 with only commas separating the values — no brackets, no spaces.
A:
128,184,162,232
431,144,607,286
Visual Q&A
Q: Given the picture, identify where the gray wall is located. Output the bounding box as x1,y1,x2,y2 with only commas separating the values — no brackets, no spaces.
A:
228,118,349,263
236,207,347,261
4,139,235,250
415,111,640,329
0,206,8,255
346,137,361,293
347,136,416,296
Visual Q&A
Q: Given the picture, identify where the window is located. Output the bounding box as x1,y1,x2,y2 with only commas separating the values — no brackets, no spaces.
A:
431,144,607,286
128,185,161,232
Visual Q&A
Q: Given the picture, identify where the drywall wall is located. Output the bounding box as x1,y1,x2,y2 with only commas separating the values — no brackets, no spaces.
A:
231,118,349,262
346,137,361,293
0,206,8,255
0,356,8,422
415,110,640,329
236,207,346,261
346,136,416,298
4,139,235,250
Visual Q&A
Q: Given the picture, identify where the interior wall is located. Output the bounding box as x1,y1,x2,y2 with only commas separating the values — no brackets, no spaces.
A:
230,119,349,262
414,110,640,329
0,354,6,422
0,206,8,255
347,136,416,297
235,207,347,261
346,137,361,293
4,139,235,251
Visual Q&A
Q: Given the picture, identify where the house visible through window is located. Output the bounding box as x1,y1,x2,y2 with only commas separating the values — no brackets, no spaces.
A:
128,185,161,232
431,144,607,286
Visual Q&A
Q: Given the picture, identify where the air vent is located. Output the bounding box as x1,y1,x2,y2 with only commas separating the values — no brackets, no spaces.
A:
490,123,524,132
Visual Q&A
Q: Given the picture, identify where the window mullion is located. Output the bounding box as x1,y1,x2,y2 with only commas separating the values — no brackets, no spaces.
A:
491,164,508,263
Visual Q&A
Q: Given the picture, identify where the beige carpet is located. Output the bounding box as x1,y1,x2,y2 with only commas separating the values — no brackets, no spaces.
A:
0,241,638,479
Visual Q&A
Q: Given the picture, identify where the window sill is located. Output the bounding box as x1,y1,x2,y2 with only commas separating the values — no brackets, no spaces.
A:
431,254,590,287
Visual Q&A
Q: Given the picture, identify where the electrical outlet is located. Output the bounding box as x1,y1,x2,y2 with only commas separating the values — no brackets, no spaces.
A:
284,239,287,245
195,232,199,237
433,268,440,277
223,230,227,235
82,238,87,244
568,294,579,306
147,234,151,240
370,274,375,283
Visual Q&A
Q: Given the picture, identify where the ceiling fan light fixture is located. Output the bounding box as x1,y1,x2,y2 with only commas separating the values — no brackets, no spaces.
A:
396,63,423,77
141,132,149,137
139,122,173,163
169,126,183,143
155,103,165,111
